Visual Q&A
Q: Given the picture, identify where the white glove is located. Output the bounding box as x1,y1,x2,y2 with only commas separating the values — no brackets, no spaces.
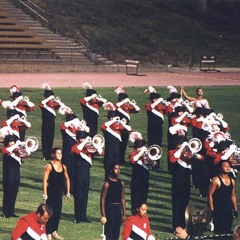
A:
42,194,48,201
66,193,70,200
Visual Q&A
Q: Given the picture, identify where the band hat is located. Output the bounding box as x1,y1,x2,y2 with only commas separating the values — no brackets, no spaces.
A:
66,113,77,122
194,107,205,116
215,140,231,152
166,92,181,101
147,92,161,99
118,93,128,101
9,91,22,99
44,89,54,98
76,130,88,139
86,89,97,97
174,106,185,113
133,139,147,148
202,108,214,117
107,110,117,119
2,135,16,145
6,109,17,117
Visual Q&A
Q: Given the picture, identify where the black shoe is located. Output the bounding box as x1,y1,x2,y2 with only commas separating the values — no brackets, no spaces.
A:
81,219,91,223
11,214,19,218
3,214,10,218
73,220,80,224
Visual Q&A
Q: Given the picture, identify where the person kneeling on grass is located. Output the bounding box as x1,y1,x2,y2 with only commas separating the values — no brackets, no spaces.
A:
11,203,53,240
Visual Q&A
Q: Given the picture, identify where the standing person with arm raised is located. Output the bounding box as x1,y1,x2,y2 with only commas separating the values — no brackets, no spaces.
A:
181,87,210,109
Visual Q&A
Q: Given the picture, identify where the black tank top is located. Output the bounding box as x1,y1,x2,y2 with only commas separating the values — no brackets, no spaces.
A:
213,176,233,212
48,162,65,189
105,178,122,203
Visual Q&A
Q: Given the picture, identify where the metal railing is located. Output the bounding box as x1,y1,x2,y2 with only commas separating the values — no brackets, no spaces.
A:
15,0,48,23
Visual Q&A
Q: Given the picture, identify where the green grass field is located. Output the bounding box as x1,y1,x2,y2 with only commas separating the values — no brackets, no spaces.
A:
0,86,240,240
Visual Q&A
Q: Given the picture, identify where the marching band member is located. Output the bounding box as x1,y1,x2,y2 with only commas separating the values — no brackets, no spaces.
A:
166,86,182,118
61,113,78,191
1,109,31,141
122,202,155,240
11,203,53,240
80,82,107,138
2,135,31,218
129,135,150,213
145,86,166,169
71,130,104,223
165,86,183,153
101,110,132,178
168,136,203,231
1,85,35,117
39,84,61,160
1,85,35,140
114,86,140,163
181,87,210,109
168,106,191,150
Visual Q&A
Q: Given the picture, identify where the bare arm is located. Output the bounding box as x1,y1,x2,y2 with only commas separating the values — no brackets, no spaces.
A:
208,177,220,211
181,87,196,102
63,165,70,199
231,179,238,212
42,164,52,196
100,182,109,218
121,180,126,221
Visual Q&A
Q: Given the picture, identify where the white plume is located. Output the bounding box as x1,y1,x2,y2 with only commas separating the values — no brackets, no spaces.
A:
41,83,51,90
129,131,143,142
103,102,116,111
144,86,156,94
167,85,178,94
9,85,20,95
58,106,73,115
82,82,92,89
114,86,125,94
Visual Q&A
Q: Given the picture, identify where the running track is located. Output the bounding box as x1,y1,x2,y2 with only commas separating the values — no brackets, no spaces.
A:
0,70,240,88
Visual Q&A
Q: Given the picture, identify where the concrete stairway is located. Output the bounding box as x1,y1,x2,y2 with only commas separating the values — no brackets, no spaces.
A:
0,0,114,68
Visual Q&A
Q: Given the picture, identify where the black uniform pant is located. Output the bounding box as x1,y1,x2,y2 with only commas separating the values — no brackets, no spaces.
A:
46,187,63,234
104,142,121,179
41,117,55,160
120,132,129,163
172,163,191,230
73,166,90,221
213,211,233,235
105,204,122,240
130,171,149,213
2,167,20,217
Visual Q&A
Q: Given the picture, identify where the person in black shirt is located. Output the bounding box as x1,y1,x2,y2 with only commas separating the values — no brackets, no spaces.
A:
208,160,238,235
100,163,126,240
42,147,70,240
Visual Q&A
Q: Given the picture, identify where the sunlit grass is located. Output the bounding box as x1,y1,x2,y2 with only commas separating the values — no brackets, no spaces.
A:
0,86,240,239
